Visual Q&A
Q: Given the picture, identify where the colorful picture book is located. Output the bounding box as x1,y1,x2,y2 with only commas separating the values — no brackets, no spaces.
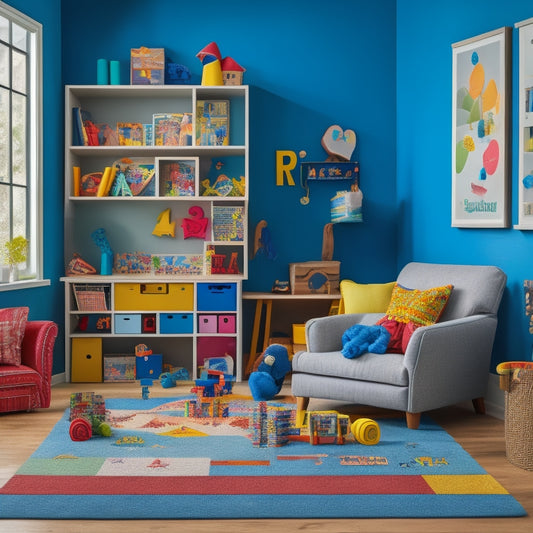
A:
153,113,192,146
196,100,230,146
212,205,244,241
130,47,165,85
111,158,155,197
72,107,97,146
114,252,153,274
152,254,204,276
117,123,143,146
158,158,197,196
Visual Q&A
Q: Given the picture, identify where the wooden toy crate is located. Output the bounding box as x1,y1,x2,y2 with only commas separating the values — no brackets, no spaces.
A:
289,261,340,295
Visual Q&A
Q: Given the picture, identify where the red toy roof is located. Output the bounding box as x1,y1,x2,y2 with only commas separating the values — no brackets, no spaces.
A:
221,56,245,72
197,41,222,61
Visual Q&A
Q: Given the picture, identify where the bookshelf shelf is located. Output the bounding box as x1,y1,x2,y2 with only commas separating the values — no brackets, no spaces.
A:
62,85,249,383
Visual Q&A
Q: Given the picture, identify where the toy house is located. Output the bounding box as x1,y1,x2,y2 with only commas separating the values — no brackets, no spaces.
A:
221,56,245,85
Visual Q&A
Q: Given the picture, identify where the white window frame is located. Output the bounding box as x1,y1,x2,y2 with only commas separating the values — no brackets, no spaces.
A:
0,1,48,291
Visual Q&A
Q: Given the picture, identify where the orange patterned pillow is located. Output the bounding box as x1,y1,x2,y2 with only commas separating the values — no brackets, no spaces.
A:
383,284,453,326
0,307,29,366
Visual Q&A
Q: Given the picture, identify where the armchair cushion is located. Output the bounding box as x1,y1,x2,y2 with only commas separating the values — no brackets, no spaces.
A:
340,280,395,314
0,307,29,366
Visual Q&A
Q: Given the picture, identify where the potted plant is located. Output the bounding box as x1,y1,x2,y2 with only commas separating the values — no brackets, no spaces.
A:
2,236,28,282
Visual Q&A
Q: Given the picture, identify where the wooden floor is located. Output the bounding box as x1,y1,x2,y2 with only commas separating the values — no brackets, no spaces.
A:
1,380,532,533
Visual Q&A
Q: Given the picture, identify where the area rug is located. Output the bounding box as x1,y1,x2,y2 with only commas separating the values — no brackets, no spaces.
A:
0,395,526,519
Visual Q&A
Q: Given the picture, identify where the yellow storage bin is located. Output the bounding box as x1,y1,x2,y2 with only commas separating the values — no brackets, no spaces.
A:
292,323,306,345
71,338,102,382
114,282,194,311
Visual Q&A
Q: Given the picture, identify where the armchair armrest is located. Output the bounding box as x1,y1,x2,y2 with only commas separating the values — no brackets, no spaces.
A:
403,314,497,412
306,313,384,352
21,321,58,408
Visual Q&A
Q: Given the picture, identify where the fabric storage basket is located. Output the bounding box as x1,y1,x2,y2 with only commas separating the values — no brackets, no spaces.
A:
497,362,533,471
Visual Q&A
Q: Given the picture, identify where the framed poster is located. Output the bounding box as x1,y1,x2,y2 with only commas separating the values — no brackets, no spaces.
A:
451,27,511,227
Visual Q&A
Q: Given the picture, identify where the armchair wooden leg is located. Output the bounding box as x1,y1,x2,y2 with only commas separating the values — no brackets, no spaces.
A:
406,412,421,429
296,396,310,412
472,397,486,415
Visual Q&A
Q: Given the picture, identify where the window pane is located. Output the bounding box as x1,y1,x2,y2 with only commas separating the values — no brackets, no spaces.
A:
0,43,9,86
0,88,9,184
0,15,8,43
12,23,26,52
0,184,10,253
12,49,26,93
12,185,26,242
11,91,26,186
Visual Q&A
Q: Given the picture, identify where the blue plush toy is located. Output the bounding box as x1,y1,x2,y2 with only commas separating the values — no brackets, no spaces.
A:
341,324,390,359
249,343,291,401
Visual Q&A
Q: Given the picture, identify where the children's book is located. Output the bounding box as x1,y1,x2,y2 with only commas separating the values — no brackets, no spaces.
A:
152,254,204,276
159,159,197,196
196,100,230,146
117,123,143,146
96,123,119,145
153,113,182,146
114,252,152,274
143,123,153,145
72,107,93,146
212,205,244,241
152,113,192,146
112,157,155,196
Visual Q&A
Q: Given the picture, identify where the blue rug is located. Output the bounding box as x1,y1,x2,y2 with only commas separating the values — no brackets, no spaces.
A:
0,395,526,519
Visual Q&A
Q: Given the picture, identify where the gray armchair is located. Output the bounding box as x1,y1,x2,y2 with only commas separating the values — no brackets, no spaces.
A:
291,262,507,429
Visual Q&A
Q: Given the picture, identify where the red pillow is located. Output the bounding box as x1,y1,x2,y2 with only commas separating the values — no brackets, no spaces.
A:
376,318,418,353
0,307,29,365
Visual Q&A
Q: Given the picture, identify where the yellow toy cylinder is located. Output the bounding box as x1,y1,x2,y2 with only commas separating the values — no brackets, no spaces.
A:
351,418,380,445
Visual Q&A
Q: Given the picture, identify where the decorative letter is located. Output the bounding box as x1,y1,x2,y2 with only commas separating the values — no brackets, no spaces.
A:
276,150,297,186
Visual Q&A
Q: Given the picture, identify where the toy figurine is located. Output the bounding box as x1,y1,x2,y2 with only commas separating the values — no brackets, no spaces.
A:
249,344,291,401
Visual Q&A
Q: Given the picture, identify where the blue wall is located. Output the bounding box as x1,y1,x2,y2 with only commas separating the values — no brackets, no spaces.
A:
397,0,533,370
60,0,399,290
0,0,64,374
4,0,530,376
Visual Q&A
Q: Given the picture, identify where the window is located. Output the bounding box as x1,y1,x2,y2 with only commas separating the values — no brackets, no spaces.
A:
0,1,43,288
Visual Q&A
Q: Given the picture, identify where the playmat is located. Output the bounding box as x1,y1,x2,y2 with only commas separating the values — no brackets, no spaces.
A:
0,395,526,519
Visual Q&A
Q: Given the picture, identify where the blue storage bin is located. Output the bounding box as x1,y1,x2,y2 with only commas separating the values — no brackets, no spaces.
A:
136,354,163,379
160,313,194,334
115,314,142,334
197,283,237,311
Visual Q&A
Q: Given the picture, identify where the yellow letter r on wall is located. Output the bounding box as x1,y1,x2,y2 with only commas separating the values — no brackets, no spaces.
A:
276,150,297,186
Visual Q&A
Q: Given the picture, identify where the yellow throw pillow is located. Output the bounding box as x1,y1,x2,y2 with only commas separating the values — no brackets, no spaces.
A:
340,280,395,314
384,283,453,326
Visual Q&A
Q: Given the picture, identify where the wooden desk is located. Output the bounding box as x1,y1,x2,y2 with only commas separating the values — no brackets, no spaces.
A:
242,292,340,376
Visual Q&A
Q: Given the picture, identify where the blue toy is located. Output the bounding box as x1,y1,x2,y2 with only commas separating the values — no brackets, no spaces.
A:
249,344,291,401
140,378,153,399
91,227,113,275
341,324,390,359
160,368,190,388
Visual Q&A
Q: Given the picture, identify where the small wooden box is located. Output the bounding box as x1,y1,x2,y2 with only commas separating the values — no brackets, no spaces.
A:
104,355,136,382
289,261,340,295
130,47,165,85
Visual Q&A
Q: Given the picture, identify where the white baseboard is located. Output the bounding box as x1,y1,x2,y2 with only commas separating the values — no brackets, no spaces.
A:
51,373,66,386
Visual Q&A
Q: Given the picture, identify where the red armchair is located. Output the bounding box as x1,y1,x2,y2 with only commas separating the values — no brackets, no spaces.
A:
0,321,58,413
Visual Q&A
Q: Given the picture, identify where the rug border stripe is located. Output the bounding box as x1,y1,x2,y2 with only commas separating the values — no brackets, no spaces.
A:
1,474,435,496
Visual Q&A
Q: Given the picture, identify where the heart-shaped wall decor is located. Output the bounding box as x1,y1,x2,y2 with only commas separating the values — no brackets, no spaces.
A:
321,125,356,161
